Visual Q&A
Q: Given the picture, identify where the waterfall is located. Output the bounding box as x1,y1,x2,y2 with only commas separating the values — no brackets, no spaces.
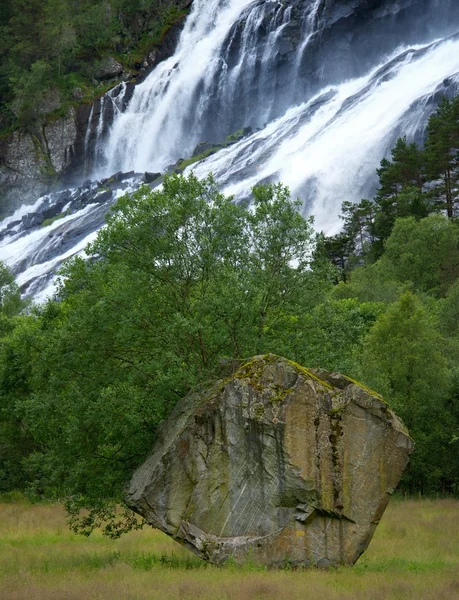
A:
102,0,256,176
100,0,336,178
191,36,459,233
1,0,459,299
83,104,95,178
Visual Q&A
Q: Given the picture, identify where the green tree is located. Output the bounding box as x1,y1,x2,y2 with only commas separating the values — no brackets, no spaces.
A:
0,261,23,321
0,261,33,492
10,174,328,534
371,186,430,258
376,137,424,199
359,292,455,493
424,96,459,218
7,0,45,69
382,214,459,296
10,60,51,129
331,258,405,304
42,0,77,76
0,315,40,493
293,298,384,375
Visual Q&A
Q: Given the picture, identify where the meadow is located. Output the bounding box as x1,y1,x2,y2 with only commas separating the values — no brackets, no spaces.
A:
0,498,457,600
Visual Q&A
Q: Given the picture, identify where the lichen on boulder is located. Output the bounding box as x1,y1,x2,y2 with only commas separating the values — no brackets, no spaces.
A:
125,354,413,568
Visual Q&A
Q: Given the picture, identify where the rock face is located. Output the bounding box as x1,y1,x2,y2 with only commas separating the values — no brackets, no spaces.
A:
0,108,78,211
125,355,413,568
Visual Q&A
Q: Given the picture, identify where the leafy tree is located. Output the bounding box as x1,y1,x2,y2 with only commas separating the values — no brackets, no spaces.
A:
339,199,376,266
376,136,424,199
0,261,23,320
9,174,331,534
334,214,459,303
371,186,430,258
42,0,77,76
0,261,33,492
383,214,459,297
439,278,459,339
10,60,51,130
317,231,353,280
331,258,405,304
359,291,456,493
0,315,40,493
7,0,45,69
292,298,384,375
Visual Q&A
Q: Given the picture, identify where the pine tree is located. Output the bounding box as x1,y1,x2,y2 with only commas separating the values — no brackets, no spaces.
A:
424,96,459,218
376,137,424,199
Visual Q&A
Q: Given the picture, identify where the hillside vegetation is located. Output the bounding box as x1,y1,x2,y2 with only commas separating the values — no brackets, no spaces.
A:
0,0,189,133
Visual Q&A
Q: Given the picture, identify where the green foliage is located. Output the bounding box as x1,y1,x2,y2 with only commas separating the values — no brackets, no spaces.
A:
424,96,459,218
331,259,406,304
9,60,51,130
292,299,384,374
0,261,33,492
376,136,425,212
360,292,450,411
1,174,332,532
0,0,190,132
0,261,23,319
359,292,457,492
383,215,459,297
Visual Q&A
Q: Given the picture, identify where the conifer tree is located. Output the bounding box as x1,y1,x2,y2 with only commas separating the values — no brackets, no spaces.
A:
424,96,459,218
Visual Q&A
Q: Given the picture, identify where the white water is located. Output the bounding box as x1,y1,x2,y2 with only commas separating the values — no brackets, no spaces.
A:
190,37,459,232
101,0,325,177
103,0,256,176
1,0,459,299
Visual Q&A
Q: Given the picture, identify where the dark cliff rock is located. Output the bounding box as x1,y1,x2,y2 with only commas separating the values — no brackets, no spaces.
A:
0,109,78,214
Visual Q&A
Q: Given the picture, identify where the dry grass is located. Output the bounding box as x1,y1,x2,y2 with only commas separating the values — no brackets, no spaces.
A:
0,498,458,600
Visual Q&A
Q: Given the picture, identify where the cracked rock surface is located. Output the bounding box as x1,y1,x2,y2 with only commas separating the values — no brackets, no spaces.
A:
125,354,413,567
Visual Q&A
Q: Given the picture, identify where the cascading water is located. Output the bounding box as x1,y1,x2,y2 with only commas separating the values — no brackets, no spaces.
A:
101,0,328,177
192,36,459,233
84,83,129,177
1,0,459,300
103,0,255,175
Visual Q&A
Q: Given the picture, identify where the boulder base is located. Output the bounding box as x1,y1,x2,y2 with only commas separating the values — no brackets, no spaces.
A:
125,355,413,567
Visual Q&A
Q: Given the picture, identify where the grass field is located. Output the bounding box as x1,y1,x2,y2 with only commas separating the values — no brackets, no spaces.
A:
0,498,458,599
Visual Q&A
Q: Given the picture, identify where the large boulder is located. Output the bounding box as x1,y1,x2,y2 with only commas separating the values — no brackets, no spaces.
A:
125,355,413,568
